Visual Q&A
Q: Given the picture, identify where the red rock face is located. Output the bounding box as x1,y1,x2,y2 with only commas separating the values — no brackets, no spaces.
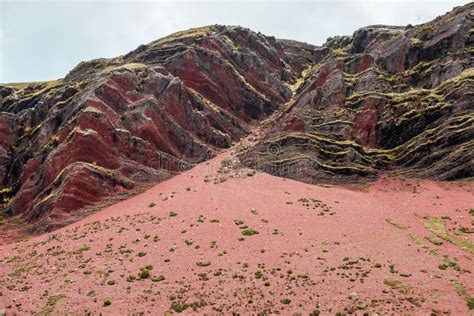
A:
0,25,314,230
282,118,305,132
350,98,378,147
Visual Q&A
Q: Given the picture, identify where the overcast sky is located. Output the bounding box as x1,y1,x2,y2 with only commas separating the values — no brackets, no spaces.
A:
0,0,470,83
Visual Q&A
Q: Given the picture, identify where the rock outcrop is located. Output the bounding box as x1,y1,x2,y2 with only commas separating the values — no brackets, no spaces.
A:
243,3,473,184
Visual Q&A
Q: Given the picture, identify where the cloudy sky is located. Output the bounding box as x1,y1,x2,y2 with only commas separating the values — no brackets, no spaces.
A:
0,0,470,83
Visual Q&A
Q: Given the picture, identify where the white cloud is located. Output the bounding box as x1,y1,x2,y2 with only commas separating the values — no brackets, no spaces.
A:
1,0,470,82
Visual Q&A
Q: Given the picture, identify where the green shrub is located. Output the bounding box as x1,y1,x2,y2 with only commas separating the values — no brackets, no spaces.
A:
242,228,259,236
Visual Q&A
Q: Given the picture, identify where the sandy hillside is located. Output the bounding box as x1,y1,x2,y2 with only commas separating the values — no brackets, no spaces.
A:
1,144,473,315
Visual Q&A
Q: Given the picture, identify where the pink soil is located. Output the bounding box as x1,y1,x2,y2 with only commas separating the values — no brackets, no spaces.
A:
1,150,473,315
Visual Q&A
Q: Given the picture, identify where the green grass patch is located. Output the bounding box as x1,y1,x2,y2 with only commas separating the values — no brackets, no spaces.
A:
425,235,443,246
37,295,65,316
453,282,474,310
424,216,474,254
385,218,407,229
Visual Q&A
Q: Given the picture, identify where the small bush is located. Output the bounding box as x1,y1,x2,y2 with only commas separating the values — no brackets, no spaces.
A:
139,268,151,279
196,261,211,267
242,228,259,236
151,275,165,282
170,301,189,313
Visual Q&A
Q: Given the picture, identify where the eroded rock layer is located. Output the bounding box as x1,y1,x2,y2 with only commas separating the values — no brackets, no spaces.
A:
243,3,473,183
0,26,314,230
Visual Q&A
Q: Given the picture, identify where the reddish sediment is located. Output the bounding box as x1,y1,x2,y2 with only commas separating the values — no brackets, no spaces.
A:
1,151,473,314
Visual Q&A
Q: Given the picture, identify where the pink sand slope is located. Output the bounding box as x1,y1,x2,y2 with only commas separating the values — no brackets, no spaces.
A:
1,152,473,315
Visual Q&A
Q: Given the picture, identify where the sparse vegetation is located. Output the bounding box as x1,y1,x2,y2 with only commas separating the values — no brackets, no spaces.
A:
38,295,65,315
241,228,259,236
139,267,151,279
151,275,165,282
453,282,474,310
424,216,474,254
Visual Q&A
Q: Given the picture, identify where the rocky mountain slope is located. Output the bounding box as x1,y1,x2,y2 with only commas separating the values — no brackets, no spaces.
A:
0,26,314,231
244,3,473,183
1,3,473,231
